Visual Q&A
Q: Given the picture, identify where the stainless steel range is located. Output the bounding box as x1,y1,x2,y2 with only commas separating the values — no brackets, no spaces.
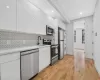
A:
43,39,58,65
51,44,58,65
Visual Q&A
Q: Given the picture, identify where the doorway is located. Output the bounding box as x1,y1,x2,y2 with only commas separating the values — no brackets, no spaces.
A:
73,20,86,75
74,20,85,53
73,19,93,59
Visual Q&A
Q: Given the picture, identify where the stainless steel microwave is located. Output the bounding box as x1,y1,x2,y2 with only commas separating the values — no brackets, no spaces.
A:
46,25,54,35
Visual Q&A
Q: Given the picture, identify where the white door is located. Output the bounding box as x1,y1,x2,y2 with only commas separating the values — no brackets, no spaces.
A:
0,0,16,31
74,29,84,50
1,59,20,80
85,20,93,59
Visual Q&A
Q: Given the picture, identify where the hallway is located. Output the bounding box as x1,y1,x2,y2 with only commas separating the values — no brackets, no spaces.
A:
33,54,99,80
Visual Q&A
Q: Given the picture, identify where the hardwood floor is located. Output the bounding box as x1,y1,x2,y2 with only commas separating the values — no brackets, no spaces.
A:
33,55,100,80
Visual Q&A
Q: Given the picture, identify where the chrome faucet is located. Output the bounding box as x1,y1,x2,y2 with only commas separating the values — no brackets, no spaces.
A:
37,36,41,45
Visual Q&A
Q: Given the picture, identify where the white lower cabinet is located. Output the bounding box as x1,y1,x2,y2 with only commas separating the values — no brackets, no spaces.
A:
0,53,20,80
39,46,50,72
0,59,20,80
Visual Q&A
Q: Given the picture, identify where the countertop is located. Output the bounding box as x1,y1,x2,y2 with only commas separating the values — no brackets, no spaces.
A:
0,45,50,56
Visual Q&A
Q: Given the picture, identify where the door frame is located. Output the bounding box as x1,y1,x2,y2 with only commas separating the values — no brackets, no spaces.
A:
73,20,94,59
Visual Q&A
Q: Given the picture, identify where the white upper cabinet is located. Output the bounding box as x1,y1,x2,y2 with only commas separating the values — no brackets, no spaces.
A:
0,0,16,31
17,0,46,35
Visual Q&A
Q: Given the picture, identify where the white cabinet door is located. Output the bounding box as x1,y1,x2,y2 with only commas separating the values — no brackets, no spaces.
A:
17,0,46,35
0,52,20,80
44,47,50,67
17,0,37,33
0,0,16,31
39,46,50,72
0,59,20,80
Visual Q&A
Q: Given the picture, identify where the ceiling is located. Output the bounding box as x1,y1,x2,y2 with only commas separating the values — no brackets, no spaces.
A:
25,0,97,23
49,0,97,20
28,0,65,21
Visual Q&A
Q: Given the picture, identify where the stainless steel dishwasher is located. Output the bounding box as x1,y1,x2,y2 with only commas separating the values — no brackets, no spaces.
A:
21,48,39,80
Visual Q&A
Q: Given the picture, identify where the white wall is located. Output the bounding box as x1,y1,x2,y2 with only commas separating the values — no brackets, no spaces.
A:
52,19,66,44
59,21,66,30
66,22,74,55
93,0,100,75
74,20,85,29
85,16,93,59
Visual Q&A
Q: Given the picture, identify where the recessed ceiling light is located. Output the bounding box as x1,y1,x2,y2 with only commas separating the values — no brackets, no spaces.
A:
80,12,82,15
6,6,10,9
52,10,54,12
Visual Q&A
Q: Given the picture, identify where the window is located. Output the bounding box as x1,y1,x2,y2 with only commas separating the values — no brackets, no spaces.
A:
74,30,76,42
82,29,85,44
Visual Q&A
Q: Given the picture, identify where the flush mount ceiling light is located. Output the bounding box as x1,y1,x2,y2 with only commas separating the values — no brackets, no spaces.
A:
52,10,54,12
80,12,83,15
6,6,10,9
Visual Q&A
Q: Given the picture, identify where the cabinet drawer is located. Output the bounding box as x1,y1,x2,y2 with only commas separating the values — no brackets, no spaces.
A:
0,52,20,63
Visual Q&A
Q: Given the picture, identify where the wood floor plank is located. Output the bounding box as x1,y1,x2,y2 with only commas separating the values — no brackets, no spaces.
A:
33,55,99,80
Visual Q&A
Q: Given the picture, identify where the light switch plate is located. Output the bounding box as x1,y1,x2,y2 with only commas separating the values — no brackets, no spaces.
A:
95,32,97,36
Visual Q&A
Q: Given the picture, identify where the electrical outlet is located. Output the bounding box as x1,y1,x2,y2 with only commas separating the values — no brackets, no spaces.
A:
95,32,97,36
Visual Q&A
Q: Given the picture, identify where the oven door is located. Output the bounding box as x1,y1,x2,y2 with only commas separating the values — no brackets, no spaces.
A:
51,45,58,59
51,45,58,65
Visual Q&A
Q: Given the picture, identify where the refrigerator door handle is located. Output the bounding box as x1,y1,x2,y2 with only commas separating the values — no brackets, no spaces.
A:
60,40,64,41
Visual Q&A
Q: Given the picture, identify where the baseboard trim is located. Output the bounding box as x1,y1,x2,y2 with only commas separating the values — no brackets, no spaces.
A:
94,64,100,78
65,54,73,56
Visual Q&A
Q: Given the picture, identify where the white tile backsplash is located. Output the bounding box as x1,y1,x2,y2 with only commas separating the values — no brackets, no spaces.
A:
0,30,53,49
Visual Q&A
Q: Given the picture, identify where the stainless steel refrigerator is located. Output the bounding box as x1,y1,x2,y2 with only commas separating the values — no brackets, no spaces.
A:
58,27,64,59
